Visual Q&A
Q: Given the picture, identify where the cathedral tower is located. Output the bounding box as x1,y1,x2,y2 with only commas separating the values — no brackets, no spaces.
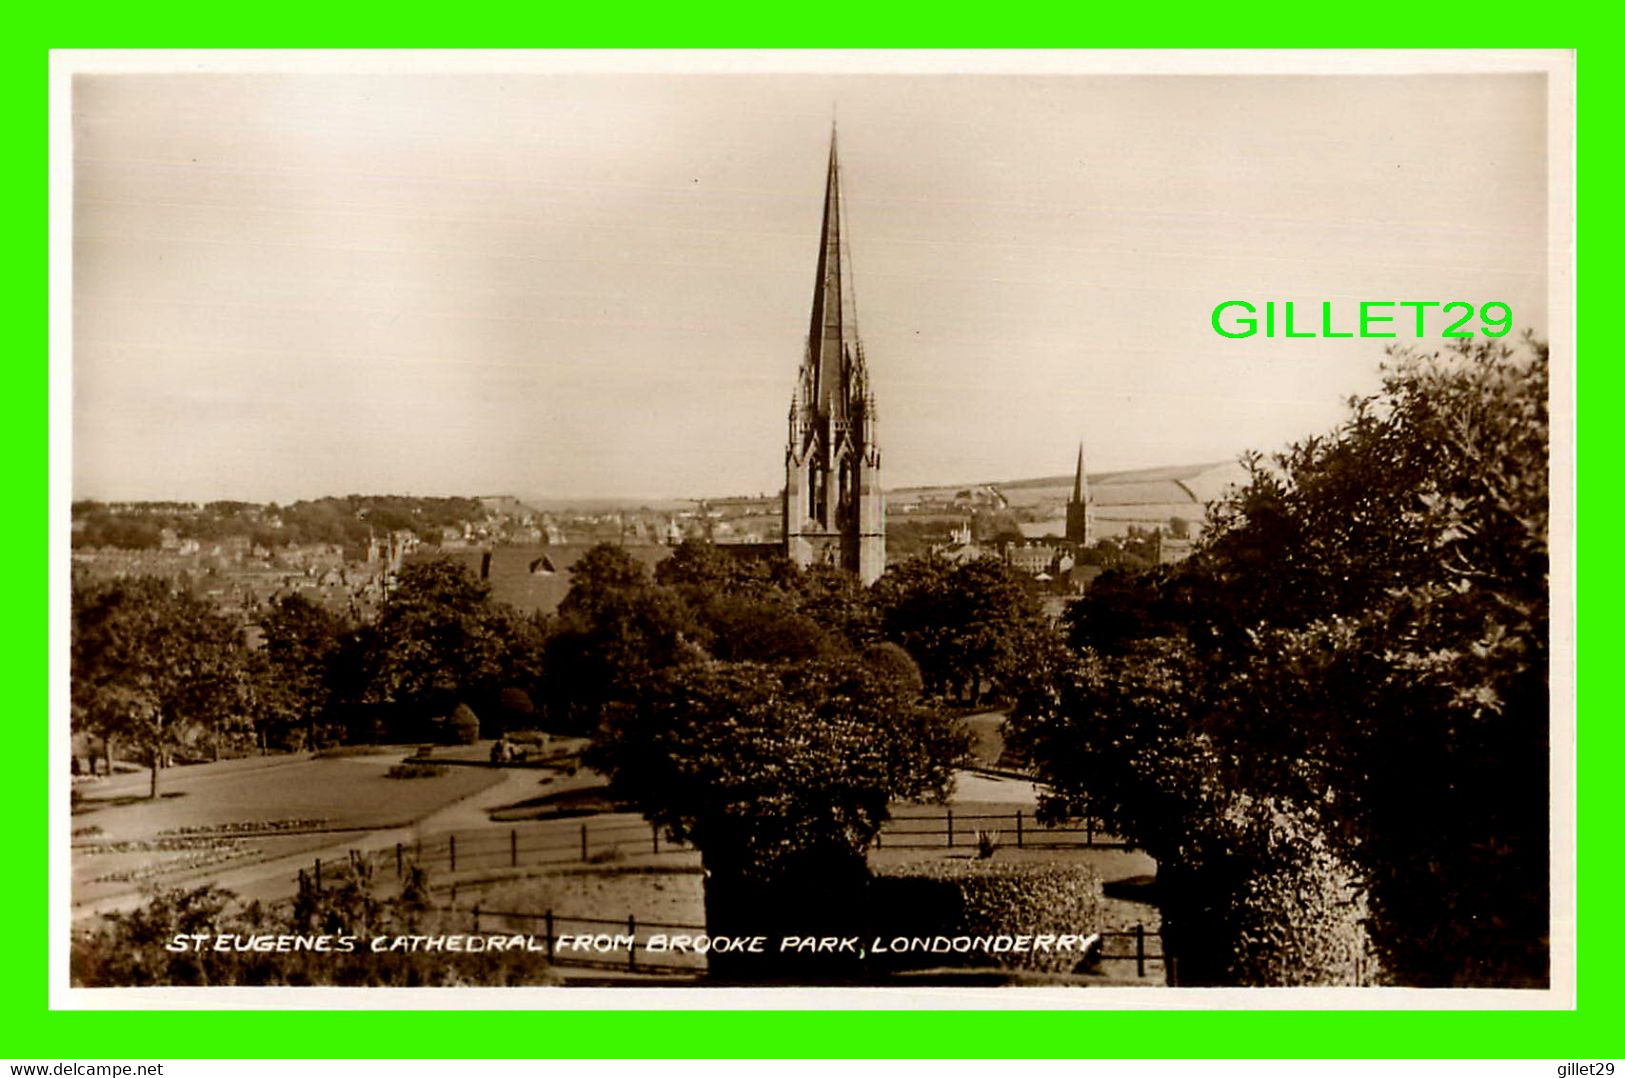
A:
1065,444,1094,548
784,130,885,585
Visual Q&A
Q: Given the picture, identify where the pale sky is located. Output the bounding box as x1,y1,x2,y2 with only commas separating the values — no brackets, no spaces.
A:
71,68,1549,504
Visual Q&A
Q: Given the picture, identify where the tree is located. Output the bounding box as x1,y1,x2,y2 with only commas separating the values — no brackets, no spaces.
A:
364,559,508,728
585,658,969,976
869,555,956,694
1062,565,1185,655
257,593,350,749
793,563,881,647
540,544,696,732
72,577,255,797
697,594,846,664
873,554,1061,702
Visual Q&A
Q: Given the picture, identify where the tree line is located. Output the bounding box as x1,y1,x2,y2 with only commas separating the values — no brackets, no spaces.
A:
71,538,1054,797
71,495,486,551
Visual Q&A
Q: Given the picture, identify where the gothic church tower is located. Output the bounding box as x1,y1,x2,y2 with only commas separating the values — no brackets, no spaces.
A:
784,131,885,584
1066,444,1094,548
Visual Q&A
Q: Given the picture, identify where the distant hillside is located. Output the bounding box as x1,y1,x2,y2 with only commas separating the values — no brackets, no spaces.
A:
517,495,695,513
889,459,1251,540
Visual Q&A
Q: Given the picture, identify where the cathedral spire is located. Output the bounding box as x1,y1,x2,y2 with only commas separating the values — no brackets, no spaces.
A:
784,129,884,585
1071,443,1086,503
808,128,849,415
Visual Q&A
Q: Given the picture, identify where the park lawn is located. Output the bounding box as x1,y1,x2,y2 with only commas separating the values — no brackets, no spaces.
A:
71,755,507,843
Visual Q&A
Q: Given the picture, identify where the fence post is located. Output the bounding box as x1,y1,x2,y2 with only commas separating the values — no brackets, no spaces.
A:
628,914,637,972
545,910,555,960
473,904,481,932
511,828,518,868
1016,811,1024,848
946,810,954,848
1135,923,1146,978
395,842,403,878
1086,817,1093,847
450,834,457,873
652,825,659,855
581,823,589,862
314,858,322,893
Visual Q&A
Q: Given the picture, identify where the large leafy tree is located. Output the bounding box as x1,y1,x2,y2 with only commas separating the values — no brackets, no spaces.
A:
71,577,256,797
364,559,510,723
654,539,848,663
873,554,1061,702
586,657,968,975
256,593,351,749
541,544,697,732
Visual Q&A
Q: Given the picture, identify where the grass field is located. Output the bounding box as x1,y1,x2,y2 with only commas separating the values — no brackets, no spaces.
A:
73,753,504,840
71,751,507,906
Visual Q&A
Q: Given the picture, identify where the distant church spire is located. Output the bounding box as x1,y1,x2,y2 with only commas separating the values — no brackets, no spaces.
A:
784,129,885,584
1066,444,1093,547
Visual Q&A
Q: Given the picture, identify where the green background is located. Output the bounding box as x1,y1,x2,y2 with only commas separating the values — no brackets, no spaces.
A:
15,12,1601,1059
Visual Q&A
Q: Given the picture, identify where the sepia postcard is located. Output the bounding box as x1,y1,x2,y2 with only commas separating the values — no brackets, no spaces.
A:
49,49,1576,1010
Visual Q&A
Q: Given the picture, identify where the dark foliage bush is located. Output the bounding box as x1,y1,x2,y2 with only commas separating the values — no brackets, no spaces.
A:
1157,802,1378,987
447,703,480,745
861,641,925,697
493,687,537,734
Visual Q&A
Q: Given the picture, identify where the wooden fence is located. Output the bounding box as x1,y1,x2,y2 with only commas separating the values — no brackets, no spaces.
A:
292,806,1137,902
1095,924,1166,979
879,810,1132,851
297,818,692,894
291,841,1165,982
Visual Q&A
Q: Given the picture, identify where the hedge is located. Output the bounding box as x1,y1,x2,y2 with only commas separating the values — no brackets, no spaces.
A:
865,860,1104,975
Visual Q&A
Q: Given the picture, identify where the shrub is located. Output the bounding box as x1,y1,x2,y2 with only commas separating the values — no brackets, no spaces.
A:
974,829,1001,859
861,641,925,697
1159,800,1379,987
447,703,480,745
866,860,1103,975
494,687,537,734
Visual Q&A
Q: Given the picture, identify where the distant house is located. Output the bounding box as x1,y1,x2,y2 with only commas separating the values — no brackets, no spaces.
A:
1004,542,1058,575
